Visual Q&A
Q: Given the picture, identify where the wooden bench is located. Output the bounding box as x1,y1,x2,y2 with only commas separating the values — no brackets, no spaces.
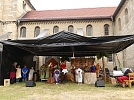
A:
124,73,134,88
41,78,48,82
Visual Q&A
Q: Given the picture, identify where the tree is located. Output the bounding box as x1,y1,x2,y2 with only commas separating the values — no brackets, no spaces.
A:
60,56,70,62
96,52,109,81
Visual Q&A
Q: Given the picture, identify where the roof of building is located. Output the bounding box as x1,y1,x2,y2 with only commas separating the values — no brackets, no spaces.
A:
20,7,117,21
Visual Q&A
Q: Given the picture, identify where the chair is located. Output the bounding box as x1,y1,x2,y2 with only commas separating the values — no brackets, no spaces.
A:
124,72,134,88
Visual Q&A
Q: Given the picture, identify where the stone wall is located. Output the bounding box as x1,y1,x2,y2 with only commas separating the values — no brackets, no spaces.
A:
114,0,134,68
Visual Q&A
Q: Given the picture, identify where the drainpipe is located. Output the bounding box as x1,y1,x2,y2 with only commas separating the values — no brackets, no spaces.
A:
16,19,20,40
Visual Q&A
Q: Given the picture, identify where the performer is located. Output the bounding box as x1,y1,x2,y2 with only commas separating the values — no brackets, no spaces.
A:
48,62,54,77
54,69,60,84
70,64,76,82
75,67,84,85
60,61,66,70
10,62,17,84
45,65,50,79
40,64,45,79
28,67,34,80
22,65,28,82
91,64,96,73
16,65,21,83
96,63,100,77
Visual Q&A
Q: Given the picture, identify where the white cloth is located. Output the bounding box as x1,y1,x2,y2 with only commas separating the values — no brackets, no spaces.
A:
62,69,68,74
28,69,34,80
76,68,83,82
16,68,21,78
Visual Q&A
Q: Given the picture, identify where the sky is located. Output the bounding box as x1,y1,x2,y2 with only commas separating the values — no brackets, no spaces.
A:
30,0,121,10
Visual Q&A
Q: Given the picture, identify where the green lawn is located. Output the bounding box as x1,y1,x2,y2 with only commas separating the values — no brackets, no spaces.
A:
0,82,134,100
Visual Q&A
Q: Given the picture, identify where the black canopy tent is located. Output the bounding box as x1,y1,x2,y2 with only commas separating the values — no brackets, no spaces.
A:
1,31,134,56
0,31,134,85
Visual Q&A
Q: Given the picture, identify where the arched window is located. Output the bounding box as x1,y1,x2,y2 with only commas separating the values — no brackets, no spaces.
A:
125,8,129,24
68,25,74,32
34,26,40,37
104,24,109,35
108,54,113,62
86,25,92,36
20,27,26,37
118,18,122,31
53,26,59,33
23,1,26,10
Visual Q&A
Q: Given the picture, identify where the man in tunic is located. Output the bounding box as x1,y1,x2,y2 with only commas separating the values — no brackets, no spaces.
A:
22,65,28,82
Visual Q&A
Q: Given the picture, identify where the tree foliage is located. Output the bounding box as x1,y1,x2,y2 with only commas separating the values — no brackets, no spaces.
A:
96,51,109,60
60,56,70,62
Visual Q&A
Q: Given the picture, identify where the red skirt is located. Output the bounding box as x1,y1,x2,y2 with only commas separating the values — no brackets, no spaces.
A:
10,72,16,79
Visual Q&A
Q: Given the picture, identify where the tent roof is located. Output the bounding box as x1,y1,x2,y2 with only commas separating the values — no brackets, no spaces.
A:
0,31,134,57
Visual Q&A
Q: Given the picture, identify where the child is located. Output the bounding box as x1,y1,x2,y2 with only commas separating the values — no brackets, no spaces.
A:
22,65,28,82
54,69,60,84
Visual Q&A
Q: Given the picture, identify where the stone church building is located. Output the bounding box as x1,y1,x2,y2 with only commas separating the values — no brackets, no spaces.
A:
0,0,134,70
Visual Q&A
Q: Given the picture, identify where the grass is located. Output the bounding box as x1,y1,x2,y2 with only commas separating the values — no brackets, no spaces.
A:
0,82,134,100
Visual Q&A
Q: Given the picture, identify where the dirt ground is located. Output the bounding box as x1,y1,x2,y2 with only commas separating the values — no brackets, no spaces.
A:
0,82,134,100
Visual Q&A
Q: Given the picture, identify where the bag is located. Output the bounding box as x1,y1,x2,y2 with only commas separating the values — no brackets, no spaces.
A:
110,77,116,84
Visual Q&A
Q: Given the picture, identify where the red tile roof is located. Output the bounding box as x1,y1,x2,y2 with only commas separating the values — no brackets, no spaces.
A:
21,7,117,21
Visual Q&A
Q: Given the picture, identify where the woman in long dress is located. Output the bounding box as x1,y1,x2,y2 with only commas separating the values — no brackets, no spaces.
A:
16,65,21,83
45,66,50,79
40,64,45,79
28,67,34,80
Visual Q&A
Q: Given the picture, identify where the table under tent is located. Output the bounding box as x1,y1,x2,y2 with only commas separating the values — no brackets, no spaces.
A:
0,30,134,85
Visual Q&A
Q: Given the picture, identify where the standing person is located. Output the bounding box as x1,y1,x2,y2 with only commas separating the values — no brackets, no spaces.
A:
28,67,34,80
40,64,45,79
22,65,28,82
76,67,84,85
10,62,17,84
44,65,50,79
91,64,96,73
16,65,21,83
96,63,100,77
60,61,66,70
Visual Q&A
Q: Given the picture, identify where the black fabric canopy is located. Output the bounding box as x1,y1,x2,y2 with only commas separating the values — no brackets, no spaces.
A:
1,30,134,57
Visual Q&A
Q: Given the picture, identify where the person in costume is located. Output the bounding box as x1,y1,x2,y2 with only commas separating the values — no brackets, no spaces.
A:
60,61,66,70
75,67,84,85
96,63,100,77
22,65,28,82
16,65,21,83
10,62,17,84
28,67,34,80
40,64,45,79
44,65,50,79
54,69,60,84
91,64,96,72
